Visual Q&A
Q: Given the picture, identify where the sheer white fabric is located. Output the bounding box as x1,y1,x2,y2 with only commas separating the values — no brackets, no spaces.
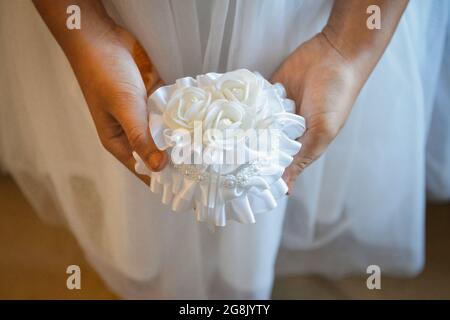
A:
427,24,450,202
0,0,449,298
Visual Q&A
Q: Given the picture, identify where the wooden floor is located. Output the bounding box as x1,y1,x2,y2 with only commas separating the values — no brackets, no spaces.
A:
0,174,449,299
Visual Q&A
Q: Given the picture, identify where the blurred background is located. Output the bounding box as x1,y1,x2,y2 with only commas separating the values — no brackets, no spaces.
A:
1,172,449,299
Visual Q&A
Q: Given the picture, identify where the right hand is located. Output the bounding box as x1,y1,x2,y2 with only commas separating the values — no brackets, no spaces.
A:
67,25,168,184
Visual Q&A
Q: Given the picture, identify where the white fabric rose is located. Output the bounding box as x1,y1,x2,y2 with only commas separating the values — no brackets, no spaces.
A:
162,86,211,131
202,99,253,148
213,69,267,114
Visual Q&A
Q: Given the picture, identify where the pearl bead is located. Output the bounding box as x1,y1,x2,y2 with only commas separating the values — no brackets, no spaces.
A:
222,175,237,188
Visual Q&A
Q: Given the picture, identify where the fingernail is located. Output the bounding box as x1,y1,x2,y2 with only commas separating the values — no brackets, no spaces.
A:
148,151,163,170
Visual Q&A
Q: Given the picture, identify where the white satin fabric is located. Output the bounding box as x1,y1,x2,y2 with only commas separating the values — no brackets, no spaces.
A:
0,0,449,298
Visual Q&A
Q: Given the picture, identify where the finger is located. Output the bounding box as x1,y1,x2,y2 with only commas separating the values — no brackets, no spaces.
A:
284,119,337,186
132,41,164,95
111,92,168,172
120,29,164,95
92,110,151,184
282,165,298,194
281,133,319,194
104,132,151,185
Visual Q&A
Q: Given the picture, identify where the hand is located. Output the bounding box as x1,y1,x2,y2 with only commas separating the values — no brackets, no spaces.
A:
271,32,363,192
271,0,408,193
67,25,168,184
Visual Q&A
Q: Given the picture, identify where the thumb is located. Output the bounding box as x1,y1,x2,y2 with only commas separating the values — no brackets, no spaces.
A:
112,92,168,172
282,122,336,190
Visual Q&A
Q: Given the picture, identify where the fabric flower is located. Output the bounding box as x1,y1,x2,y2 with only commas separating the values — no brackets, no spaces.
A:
213,69,267,114
162,87,211,131
202,99,254,148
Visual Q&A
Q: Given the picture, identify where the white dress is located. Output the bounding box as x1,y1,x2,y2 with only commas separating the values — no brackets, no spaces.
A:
0,0,449,298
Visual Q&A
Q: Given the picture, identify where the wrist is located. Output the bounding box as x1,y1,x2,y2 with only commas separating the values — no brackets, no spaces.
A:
61,16,117,61
322,0,408,82
321,24,380,82
34,0,117,63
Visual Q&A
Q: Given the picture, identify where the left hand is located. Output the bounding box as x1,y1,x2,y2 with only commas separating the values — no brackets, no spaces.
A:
271,32,364,192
